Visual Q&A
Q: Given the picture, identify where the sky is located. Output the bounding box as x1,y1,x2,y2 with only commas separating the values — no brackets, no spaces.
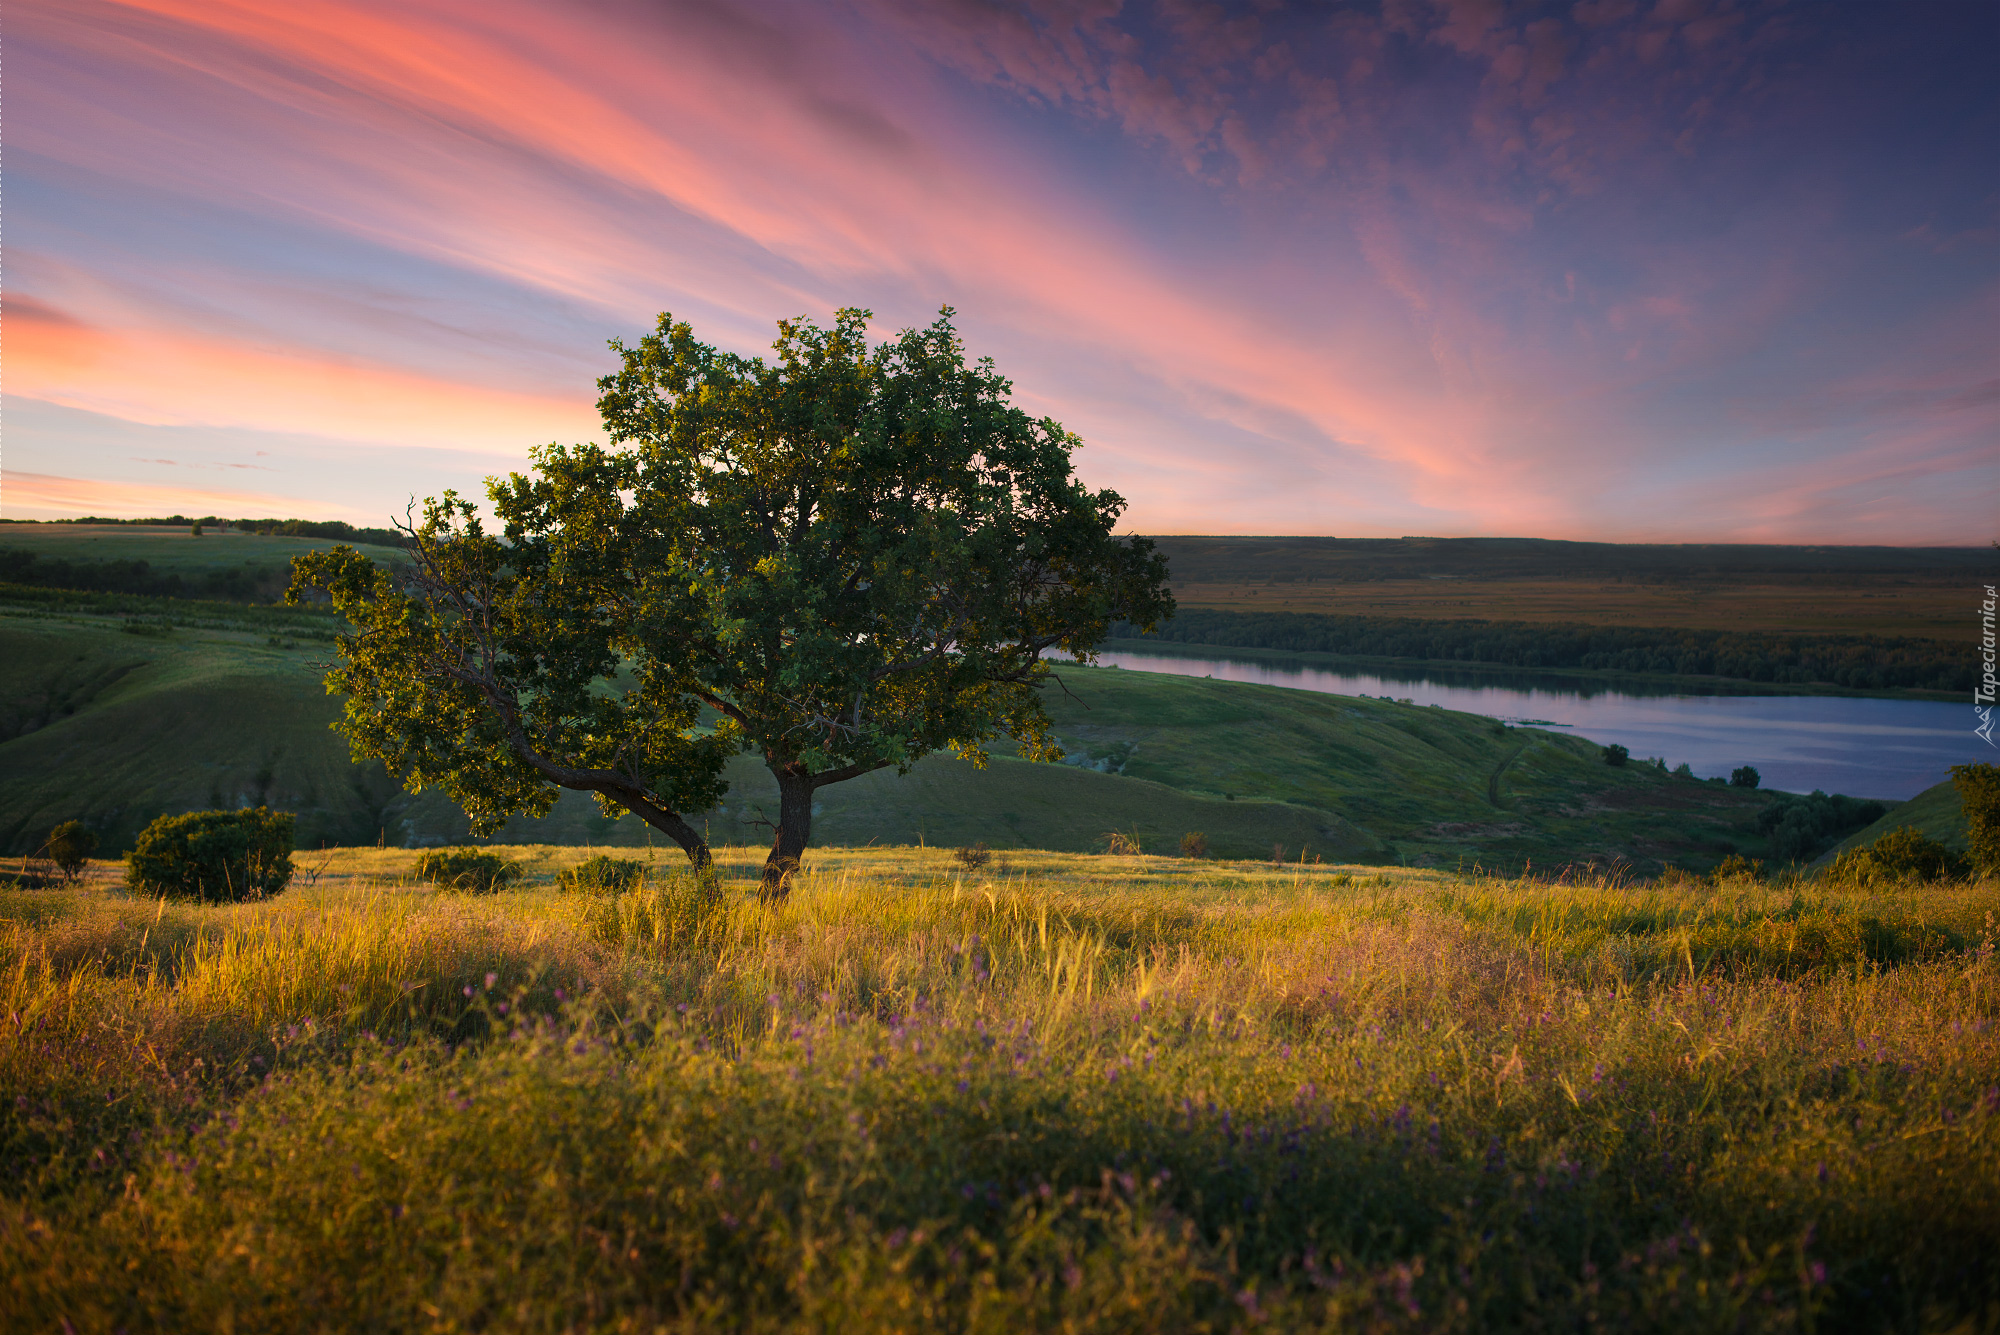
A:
5,0,1996,542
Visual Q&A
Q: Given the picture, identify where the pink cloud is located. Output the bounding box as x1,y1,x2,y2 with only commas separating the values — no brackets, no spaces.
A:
16,2,1506,490
7,0,1987,545
7,289,598,450
2,469,352,520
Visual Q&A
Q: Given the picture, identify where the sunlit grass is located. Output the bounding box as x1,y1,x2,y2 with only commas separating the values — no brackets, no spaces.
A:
3,848,1996,1331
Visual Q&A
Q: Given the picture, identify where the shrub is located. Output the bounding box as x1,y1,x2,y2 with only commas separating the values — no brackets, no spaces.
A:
125,807,295,902
586,872,726,953
1731,765,1761,788
1951,762,2000,872
6,859,61,890
1825,827,1967,884
1179,831,1208,859
413,848,522,894
1711,853,1763,881
952,843,992,871
1601,744,1628,767
44,821,99,883
1758,789,1888,863
556,855,646,895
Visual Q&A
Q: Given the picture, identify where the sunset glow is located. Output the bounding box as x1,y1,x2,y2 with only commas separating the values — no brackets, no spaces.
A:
6,0,1994,539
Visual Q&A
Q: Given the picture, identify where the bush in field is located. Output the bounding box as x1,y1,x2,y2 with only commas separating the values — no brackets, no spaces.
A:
1712,853,1763,881
1179,831,1208,859
1952,762,2000,872
585,872,726,953
1759,789,1888,863
7,858,61,890
1826,827,1967,884
125,807,294,902
44,821,99,883
555,855,646,895
1601,743,1628,766
413,848,521,894
952,843,992,871
1731,765,1760,788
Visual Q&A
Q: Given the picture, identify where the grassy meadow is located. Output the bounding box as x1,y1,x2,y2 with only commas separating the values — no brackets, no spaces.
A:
4,847,1996,1331
1828,779,1973,863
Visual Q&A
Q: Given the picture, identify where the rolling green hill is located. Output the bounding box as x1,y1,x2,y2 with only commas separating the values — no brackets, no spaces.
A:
2,607,1816,870
1823,776,1970,859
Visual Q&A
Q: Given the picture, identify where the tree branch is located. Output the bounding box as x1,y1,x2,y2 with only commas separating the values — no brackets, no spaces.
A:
807,758,894,789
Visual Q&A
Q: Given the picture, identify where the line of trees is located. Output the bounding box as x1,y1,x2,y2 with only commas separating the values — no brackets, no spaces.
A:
1144,535,1997,584
6,516,409,549
0,549,289,603
1115,609,1969,692
1757,790,1888,862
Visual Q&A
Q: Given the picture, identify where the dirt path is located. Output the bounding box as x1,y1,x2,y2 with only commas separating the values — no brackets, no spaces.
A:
1488,744,1526,809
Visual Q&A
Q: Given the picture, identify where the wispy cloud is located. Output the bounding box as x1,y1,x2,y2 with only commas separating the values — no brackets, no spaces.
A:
7,292,598,450
5,0,1992,540
2,469,322,519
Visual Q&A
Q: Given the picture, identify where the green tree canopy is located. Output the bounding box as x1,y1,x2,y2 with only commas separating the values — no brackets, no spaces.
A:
291,307,1173,893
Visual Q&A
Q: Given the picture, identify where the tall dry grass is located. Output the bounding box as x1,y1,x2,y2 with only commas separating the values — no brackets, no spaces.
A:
3,849,1996,1331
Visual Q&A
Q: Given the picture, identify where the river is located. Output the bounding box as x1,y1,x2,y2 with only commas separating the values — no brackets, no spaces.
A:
1090,649,1988,801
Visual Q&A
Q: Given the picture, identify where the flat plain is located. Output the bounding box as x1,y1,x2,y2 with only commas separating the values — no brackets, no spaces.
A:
1162,577,1968,637
1145,536,1991,638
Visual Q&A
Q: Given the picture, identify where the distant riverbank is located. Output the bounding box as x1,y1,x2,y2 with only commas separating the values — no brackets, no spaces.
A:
1099,637,1963,703
1092,642,1984,800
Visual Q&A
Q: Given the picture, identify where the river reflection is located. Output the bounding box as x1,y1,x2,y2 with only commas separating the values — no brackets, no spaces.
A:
1089,650,1986,801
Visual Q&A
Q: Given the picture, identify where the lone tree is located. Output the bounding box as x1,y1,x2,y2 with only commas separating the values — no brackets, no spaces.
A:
291,308,1173,895
44,820,99,883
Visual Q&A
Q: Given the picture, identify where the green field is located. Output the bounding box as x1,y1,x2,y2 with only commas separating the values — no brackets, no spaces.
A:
5,850,1995,1330
0,609,1829,873
1146,536,1992,637
13,527,1987,635
1126,537,1993,698
0,522,409,605
1825,778,1971,861
0,521,408,577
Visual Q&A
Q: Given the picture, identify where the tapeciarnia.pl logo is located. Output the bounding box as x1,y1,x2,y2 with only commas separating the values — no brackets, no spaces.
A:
1977,583,1996,746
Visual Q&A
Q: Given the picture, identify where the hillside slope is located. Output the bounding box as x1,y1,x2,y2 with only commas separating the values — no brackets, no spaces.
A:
2,613,1797,870
1824,777,1970,858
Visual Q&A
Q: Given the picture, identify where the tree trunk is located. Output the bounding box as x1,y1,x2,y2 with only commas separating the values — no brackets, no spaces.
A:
608,790,712,872
649,811,714,873
761,769,815,899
